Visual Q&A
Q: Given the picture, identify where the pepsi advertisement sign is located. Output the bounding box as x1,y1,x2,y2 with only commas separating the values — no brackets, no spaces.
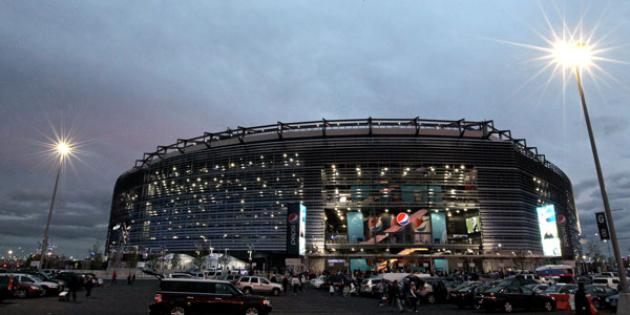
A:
287,203,307,257
396,213,410,226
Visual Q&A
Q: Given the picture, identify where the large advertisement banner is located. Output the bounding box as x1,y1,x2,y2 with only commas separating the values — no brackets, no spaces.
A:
431,212,447,244
287,203,307,257
347,212,365,243
536,204,562,257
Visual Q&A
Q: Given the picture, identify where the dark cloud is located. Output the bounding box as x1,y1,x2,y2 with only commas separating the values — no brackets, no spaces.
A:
1,1,630,257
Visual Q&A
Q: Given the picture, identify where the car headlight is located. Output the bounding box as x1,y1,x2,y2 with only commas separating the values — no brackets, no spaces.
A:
31,285,39,290
262,299,271,306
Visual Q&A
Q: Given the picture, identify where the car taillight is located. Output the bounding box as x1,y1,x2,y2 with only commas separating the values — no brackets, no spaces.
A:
154,293,163,304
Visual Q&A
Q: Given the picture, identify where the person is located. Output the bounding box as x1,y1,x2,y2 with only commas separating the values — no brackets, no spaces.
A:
68,273,80,302
127,273,132,285
282,275,289,293
132,273,136,284
388,281,398,308
378,280,387,307
329,282,335,296
574,282,590,315
408,282,418,313
111,270,117,285
85,275,94,298
291,275,300,295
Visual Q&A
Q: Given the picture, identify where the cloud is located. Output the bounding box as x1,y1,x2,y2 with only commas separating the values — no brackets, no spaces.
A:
1,1,630,257
595,116,629,136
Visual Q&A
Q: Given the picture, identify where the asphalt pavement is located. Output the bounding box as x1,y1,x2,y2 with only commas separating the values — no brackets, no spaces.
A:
0,280,602,315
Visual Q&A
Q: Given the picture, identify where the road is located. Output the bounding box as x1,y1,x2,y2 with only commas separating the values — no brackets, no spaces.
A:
0,280,607,315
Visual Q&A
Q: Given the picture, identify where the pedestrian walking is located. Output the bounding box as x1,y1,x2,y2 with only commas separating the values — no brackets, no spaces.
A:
132,273,136,284
68,274,80,302
111,270,117,285
408,282,418,312
378,280,387,306
282,275,289,293
291,275,300,295
329,283,335,296
85,275,94,298
574,282,590,315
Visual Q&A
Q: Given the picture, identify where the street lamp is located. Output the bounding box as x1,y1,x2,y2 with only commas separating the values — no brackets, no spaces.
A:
39,140,74,270
549,39,628,292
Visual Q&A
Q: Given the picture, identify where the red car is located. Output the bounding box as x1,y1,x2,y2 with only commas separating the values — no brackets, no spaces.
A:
12,278,44,298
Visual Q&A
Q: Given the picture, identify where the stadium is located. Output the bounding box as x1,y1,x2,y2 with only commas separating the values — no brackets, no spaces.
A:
106,118,579,273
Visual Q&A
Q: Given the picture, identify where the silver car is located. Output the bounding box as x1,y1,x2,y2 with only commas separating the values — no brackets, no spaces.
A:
236,276,282,296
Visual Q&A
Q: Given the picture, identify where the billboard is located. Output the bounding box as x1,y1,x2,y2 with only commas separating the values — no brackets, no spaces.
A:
347,212,365,243
536,204,562,257
466,216,480,234
287,203,307,257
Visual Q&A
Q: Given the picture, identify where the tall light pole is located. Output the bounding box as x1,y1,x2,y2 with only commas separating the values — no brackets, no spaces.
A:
551,39,628,292
39,141,73,270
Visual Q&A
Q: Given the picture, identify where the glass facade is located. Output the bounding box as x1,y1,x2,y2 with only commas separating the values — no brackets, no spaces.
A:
106,118,578,263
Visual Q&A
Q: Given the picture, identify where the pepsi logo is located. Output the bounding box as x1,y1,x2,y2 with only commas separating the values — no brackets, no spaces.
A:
288,213,299,223
557,214,566,225
396,213,410,226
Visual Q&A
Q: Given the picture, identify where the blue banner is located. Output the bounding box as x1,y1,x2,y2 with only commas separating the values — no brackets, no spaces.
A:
347,212,365,243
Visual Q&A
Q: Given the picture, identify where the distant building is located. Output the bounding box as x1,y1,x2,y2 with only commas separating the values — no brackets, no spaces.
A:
107,118,579,273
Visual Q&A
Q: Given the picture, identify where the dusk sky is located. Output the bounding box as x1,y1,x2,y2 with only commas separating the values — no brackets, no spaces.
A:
1,1,629,258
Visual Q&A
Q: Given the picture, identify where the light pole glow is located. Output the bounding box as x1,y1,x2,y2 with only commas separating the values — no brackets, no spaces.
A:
537,20,628,292
501,8,628,292
55,141,73,158
551,40,593,69
39,138,76,270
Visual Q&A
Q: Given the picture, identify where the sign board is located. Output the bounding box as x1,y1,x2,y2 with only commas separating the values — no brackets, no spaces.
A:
286,203,307,257
595,212,610,240
536,204,562,257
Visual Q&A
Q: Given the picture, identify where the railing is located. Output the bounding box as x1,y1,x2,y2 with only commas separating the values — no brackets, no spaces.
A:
131,117,563,177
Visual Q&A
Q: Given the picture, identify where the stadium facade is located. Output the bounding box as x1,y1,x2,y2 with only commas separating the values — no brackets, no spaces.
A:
106,118,579,273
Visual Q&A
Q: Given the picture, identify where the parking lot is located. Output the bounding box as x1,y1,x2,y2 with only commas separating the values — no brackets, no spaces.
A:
0,279,607,315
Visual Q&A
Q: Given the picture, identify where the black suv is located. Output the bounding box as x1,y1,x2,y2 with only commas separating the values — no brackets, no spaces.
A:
149,279,272,315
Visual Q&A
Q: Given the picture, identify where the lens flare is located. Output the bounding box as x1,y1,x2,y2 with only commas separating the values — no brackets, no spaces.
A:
551,39,593,69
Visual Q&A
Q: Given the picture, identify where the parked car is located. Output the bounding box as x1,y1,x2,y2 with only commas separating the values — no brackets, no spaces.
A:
0,274,15,302
359,276,384,296
149,278,272,315
235,276,282,296
524,283,549,294
168,273,194,279
221,274,241,284
11,278,44,298
9,273,59,296
449,282,487,309
310,275,327,289
584,285,617,310
204,270,224,279
598,272,618,278
477,284,555,313
187,271,205,278
605,294,618,311
591,277,620,289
